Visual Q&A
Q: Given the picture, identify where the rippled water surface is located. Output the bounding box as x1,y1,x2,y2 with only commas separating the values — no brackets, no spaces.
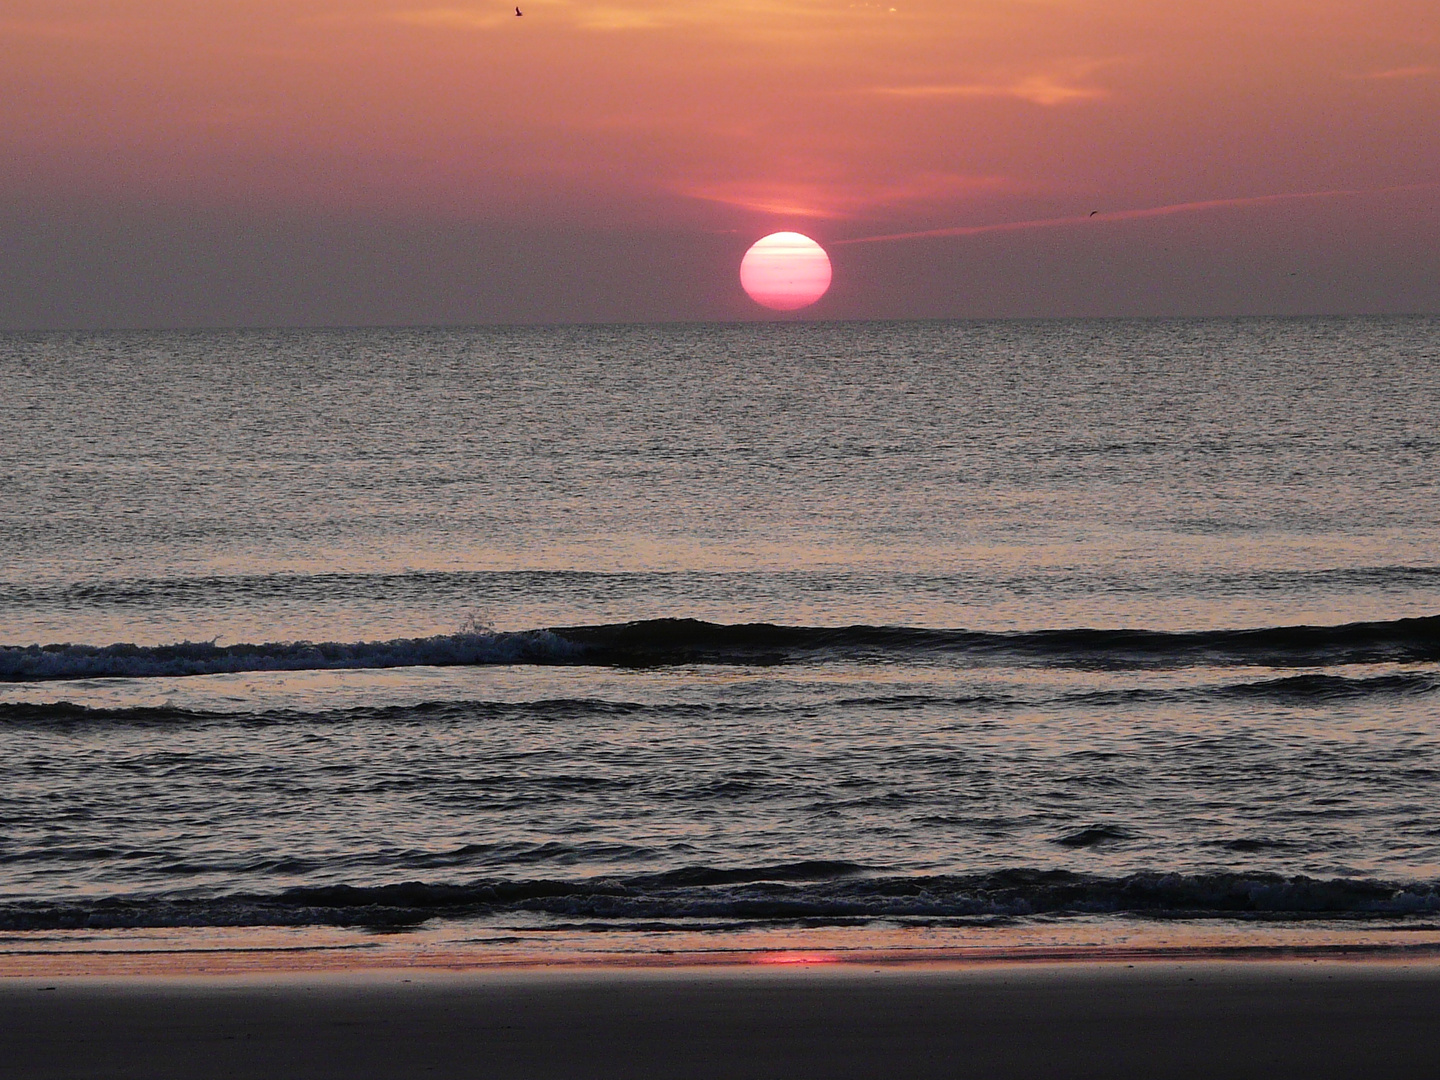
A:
2,318,1439,954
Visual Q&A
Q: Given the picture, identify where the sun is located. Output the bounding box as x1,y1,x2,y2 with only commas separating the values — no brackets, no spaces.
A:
740,232,832,311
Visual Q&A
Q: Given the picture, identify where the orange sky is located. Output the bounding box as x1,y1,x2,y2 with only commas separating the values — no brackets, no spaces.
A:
2,0,1438,325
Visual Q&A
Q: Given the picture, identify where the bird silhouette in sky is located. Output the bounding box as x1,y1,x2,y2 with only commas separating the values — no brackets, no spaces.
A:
515,6,522,14
1089,210,1099,217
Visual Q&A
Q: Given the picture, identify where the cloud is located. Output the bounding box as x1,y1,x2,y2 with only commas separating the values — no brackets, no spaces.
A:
680,173,1011,219
869,75,1108,106
378,1,852,34
0,17,118,40
1357,65,1440,81
835,183,1440,245
386,3,668,32
382,8,511,29
571,6,672,30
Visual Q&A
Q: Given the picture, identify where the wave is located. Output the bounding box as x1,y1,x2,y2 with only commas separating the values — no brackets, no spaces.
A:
0,694,1024,727
4,866,1438,930
1213,671,1439,700
550,616,1440,668
0,630,579,681
3,615,1438,681
0,698,659,726
2,678,1429,730
0,679,1429,729
1065,671,1439,707
6,564,1438,610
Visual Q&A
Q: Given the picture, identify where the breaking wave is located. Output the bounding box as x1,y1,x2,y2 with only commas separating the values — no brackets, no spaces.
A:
3,866,1438,930
3,615,1438,681
548,615,1440,668
0,629,578,681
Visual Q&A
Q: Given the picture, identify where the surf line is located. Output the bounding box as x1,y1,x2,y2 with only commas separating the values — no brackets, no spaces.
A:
832,181,1440,245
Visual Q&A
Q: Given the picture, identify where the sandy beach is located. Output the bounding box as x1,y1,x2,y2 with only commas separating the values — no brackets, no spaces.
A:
5,960,1440,1079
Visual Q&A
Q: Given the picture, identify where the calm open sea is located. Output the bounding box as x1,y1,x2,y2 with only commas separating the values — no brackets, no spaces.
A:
3,318,1440,965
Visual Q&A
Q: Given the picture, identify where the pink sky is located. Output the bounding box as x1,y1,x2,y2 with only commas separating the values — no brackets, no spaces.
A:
2,1,1438,326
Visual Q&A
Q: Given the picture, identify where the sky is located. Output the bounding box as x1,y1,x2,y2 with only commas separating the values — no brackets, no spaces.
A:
2,0,1438,327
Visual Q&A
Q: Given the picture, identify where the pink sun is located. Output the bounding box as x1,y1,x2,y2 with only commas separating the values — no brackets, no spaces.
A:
739,232,832,311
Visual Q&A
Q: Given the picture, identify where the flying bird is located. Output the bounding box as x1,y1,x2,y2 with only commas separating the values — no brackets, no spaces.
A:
1088,210,1099,217
515,6,522,14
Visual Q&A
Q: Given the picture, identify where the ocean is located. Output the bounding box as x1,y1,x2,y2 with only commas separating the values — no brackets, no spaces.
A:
3,317,1440,968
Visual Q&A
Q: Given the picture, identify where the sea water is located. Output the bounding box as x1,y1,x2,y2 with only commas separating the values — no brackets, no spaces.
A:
2,318,1439,963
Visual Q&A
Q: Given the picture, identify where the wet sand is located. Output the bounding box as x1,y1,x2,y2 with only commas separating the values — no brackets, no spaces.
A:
5,960,1440,1079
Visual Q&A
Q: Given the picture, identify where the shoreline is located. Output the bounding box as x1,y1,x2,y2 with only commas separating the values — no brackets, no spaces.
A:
6,935,1440,979
8,909,1440,978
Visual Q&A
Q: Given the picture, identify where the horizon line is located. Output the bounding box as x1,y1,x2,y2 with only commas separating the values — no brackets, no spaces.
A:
4,311,1438,335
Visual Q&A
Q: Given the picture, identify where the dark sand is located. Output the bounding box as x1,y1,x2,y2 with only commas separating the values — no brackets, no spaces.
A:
5,961,1440,1079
